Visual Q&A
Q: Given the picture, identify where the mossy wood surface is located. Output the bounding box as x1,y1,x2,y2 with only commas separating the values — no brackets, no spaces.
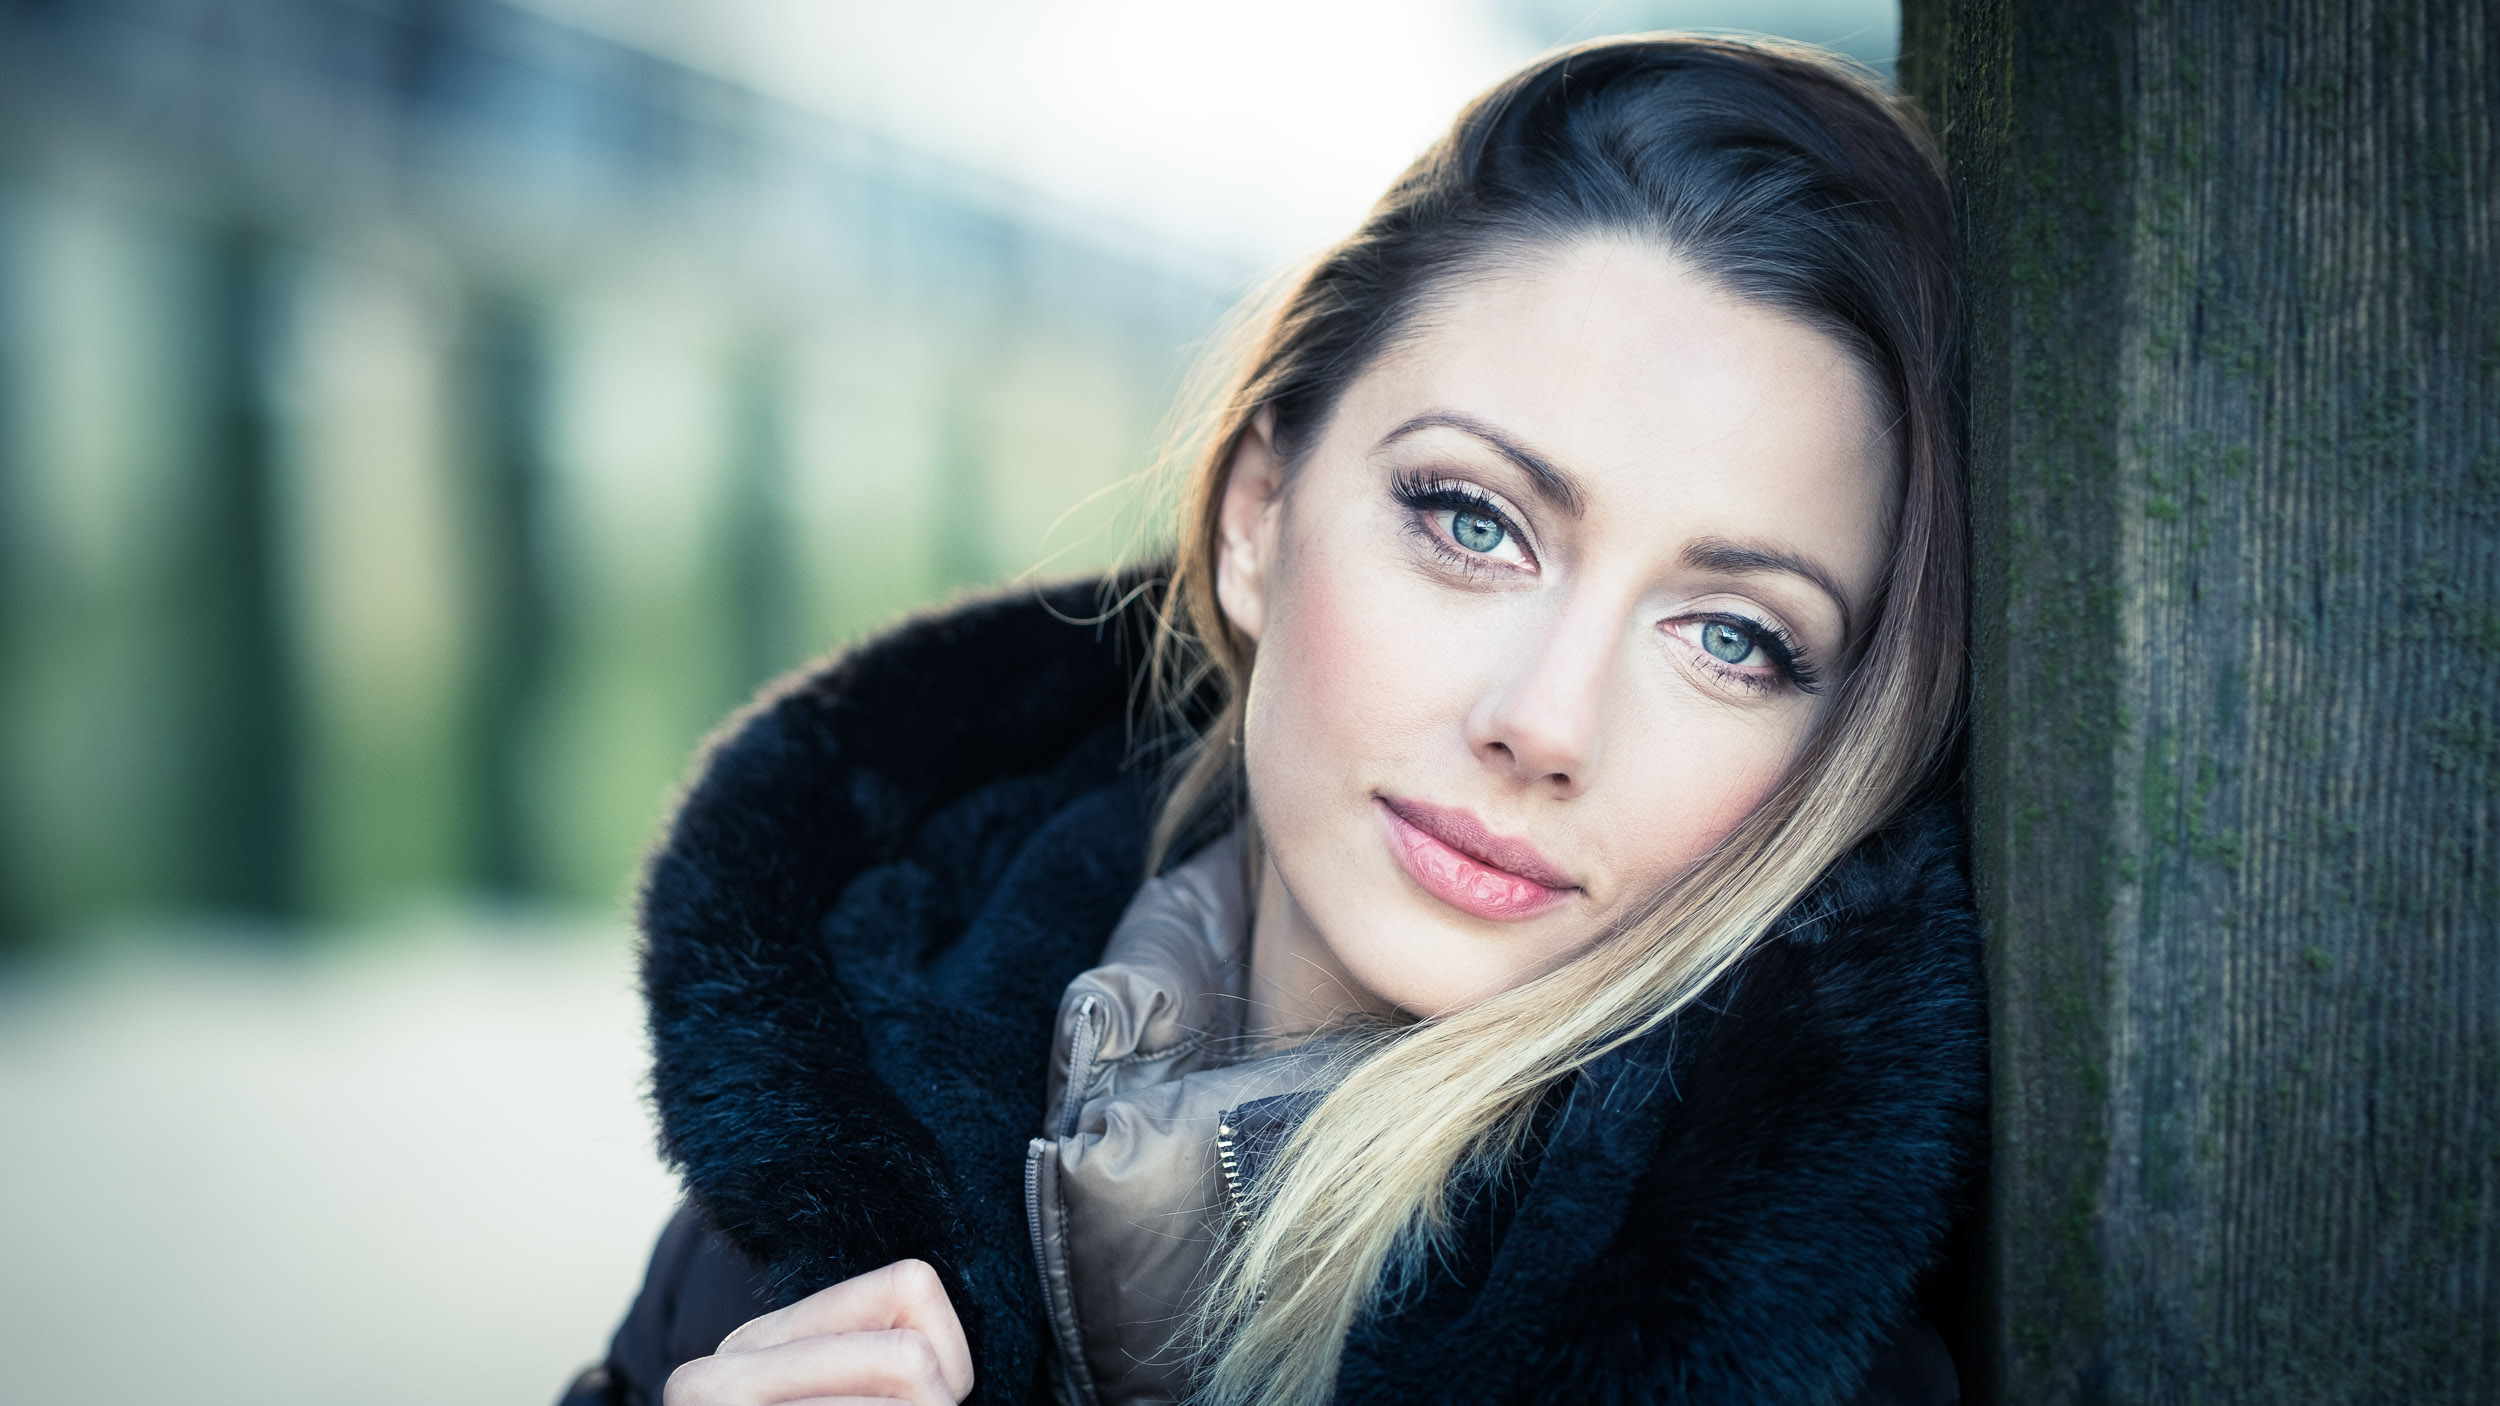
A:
1902,1,2497,1400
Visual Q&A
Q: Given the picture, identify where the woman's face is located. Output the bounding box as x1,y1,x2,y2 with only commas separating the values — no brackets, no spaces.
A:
1217,238,1896,1026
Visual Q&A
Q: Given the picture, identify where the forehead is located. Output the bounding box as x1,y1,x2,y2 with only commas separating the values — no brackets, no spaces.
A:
1342,238,1897,585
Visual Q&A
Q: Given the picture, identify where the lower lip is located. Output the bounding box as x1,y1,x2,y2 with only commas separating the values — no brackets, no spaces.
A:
1375,799,1573,922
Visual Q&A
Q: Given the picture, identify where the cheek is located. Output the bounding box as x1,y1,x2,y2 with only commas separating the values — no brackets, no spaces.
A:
1241,529,1455,808
1595,695,1811,901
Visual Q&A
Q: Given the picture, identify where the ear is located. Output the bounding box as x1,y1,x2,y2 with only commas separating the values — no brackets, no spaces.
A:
1213,407,1286,644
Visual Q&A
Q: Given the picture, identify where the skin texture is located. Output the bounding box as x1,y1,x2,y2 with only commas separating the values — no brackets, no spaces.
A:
652,236,1896,1402
1218,239,1897,1031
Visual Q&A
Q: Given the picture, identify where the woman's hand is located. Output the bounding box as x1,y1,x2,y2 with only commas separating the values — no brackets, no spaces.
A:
661,1258,975,1406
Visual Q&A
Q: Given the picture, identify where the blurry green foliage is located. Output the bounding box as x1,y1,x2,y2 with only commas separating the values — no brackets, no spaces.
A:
0,0,1226,943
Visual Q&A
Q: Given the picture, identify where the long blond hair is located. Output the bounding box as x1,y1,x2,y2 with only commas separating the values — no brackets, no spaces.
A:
1137,37,1964,1405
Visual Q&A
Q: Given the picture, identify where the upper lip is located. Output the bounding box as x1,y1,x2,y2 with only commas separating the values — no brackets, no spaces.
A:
1378,795,1578,892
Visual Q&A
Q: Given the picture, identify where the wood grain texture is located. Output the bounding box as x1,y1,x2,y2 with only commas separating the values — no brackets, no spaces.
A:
1902,1,2498,1400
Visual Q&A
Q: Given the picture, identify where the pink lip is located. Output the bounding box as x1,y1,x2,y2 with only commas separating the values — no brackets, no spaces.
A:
1375,796,1577,922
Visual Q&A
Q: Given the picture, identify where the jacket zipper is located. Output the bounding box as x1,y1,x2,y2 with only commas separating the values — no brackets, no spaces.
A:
1213,1118,1252,1233
1026,1136,1095,1406
1033,993,1106,1406
1024,1136,1054,1314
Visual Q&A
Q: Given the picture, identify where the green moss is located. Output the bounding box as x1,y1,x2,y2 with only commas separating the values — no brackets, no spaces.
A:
2422,706,2498,791
2468,609,2500,658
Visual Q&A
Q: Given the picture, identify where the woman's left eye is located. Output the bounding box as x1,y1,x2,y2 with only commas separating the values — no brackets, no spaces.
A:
1668,614,1820,694
1699,620,1759,665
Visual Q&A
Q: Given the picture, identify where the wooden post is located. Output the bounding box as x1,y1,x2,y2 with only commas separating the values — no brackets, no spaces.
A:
1900,1,2497,1399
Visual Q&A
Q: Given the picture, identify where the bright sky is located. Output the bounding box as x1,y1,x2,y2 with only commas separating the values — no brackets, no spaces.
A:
514,1,1897,269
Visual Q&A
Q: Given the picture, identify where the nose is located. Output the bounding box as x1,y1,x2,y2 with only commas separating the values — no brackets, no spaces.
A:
1465,591,1615,793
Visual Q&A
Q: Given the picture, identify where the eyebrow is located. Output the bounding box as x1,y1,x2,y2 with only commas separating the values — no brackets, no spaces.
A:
1682,536,1856,637
1379,411,1587,516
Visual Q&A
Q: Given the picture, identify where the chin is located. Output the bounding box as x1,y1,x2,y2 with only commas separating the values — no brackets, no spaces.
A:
1338,890,1570,1017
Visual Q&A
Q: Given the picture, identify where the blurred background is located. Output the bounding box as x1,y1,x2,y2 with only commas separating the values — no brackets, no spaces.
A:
0,1,1894,1400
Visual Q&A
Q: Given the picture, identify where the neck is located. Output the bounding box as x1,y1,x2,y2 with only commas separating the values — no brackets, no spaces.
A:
1245,851,1398,1039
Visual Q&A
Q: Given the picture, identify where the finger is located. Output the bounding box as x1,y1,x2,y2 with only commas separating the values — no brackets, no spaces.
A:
719,1261,972,1396
666,1329,960,1406
721,1260,951,1350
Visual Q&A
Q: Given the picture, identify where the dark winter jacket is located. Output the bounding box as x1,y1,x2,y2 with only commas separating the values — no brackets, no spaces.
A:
558,576,1986,1406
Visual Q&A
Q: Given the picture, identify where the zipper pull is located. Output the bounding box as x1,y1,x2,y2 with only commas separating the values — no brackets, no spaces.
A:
1055,994,1104,1142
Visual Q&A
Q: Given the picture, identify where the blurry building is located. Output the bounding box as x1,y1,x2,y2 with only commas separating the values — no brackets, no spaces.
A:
0,0,1234,941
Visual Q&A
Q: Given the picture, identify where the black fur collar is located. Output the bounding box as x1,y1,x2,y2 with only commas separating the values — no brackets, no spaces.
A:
638,578,1983,1405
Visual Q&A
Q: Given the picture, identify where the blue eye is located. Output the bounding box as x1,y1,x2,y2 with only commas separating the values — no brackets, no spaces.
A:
1388,471,1535,571
1700,621,1756,664
1450,511,1507,553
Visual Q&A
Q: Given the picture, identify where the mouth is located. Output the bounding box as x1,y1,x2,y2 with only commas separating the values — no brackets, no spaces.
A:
1375,795,1578,922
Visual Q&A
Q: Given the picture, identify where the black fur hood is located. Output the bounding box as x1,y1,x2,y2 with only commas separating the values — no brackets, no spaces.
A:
631,576,1986,1406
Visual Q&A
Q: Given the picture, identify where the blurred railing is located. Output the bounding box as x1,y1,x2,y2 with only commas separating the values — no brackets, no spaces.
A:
0,0,1238,944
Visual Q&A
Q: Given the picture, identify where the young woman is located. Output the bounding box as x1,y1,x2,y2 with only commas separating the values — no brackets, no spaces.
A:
561,34,1980,1406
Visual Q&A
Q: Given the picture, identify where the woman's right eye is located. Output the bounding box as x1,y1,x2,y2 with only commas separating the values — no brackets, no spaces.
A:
1448,509,1508,554
1390,470,1536,571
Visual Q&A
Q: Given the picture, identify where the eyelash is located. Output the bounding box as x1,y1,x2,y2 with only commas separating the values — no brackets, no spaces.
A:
1388,470,1534,575
1387,468,1822,697
1683,612,1824,696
